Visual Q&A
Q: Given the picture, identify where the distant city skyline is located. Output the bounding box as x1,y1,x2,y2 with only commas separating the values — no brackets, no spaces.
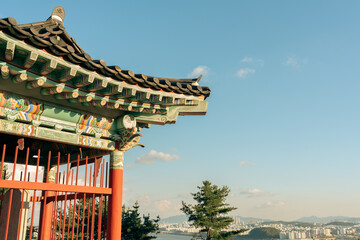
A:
159,215,360,239
3,0,360,220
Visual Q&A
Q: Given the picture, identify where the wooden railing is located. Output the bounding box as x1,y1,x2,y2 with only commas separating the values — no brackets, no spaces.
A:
0,144,110,240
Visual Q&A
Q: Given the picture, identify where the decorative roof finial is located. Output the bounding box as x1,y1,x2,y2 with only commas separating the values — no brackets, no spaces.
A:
50,6,65,23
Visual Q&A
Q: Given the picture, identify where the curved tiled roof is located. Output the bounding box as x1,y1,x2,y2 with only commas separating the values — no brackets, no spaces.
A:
0,7,210,98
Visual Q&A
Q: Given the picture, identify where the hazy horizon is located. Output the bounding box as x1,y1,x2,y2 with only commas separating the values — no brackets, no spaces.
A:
159,214,360,223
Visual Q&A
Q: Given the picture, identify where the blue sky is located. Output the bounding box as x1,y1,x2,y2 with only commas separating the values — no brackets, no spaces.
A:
3,1,360,220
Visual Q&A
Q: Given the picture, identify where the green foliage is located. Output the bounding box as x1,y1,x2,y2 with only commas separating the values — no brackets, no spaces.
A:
0,164,9,194
1,164,9,180
121,202,160,240
54,197,107,239
326,221,356,227
26,226,38,240
52,199,159,240
246,227,280,239
181,180,245,240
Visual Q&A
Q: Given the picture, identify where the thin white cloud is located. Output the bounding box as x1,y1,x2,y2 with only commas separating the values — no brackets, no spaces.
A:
241,57,253,63
188,65,210,79
135,150,180,165
155,200,172,211
124,163,136,168
284,57,308,68
240,188,278,198
259,201,285,208
154,200,182,216
123,192,151,209
168,148,179,153
240,188,267,197
236,68,255,78
241,56,264,66
177,193,191,199
239,161,256,167
285,57,300,68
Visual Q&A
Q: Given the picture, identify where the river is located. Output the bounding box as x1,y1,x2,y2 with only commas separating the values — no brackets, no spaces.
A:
156,233,192,240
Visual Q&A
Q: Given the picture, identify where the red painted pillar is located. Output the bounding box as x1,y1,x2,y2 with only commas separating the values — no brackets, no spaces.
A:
39,167,56,240
107,150,124,240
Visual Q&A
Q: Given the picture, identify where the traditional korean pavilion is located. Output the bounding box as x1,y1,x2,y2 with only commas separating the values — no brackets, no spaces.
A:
0,6,210,240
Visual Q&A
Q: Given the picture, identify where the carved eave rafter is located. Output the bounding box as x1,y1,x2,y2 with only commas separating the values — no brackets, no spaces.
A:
134,101,209,125
0,31,208,125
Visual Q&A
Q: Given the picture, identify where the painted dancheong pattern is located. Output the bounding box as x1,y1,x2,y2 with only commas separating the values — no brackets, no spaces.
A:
0,91,116,139
110,150,124,169
79,135,113,149
0,119,36,136
77,115,113,138
0,118,115,150
0,91,43,121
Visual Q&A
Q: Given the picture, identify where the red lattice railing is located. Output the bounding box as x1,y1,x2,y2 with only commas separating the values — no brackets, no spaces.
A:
0,144,111,240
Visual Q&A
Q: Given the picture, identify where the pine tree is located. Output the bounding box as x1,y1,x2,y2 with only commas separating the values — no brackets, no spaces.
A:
121,202,160,240
54,197,107,239
52,199,159,239
181,180,245,240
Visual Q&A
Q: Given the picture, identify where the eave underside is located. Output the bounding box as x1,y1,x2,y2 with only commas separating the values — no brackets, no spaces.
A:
0,31,208,125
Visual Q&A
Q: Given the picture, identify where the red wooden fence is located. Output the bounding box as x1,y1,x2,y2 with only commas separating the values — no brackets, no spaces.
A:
0,144,111,240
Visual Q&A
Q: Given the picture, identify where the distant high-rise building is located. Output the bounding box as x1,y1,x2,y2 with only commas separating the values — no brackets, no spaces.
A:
279,232,287,239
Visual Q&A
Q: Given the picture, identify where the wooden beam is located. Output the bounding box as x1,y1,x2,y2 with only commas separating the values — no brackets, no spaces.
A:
12,71,27,83
40,59,57,75
1,65,9,80
58,67,77,82
141,108,156,114
146,94,163,103
0,180,111,195
114,99,133,111
5,41,15,61
106,101,120,109
69,93,94,103
119,105,133,111
135,91,151,101
26,78,46,89
55,91,79,99
86,79,108,91
185,99,199,105
174,98,186,105
47,193,106,202
159,96,175,105
40,83,65,95
23,51,38,69
72,74,95,87
100,84,124,96
91,96,109,107
133,107,144,112
116,88,137,99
